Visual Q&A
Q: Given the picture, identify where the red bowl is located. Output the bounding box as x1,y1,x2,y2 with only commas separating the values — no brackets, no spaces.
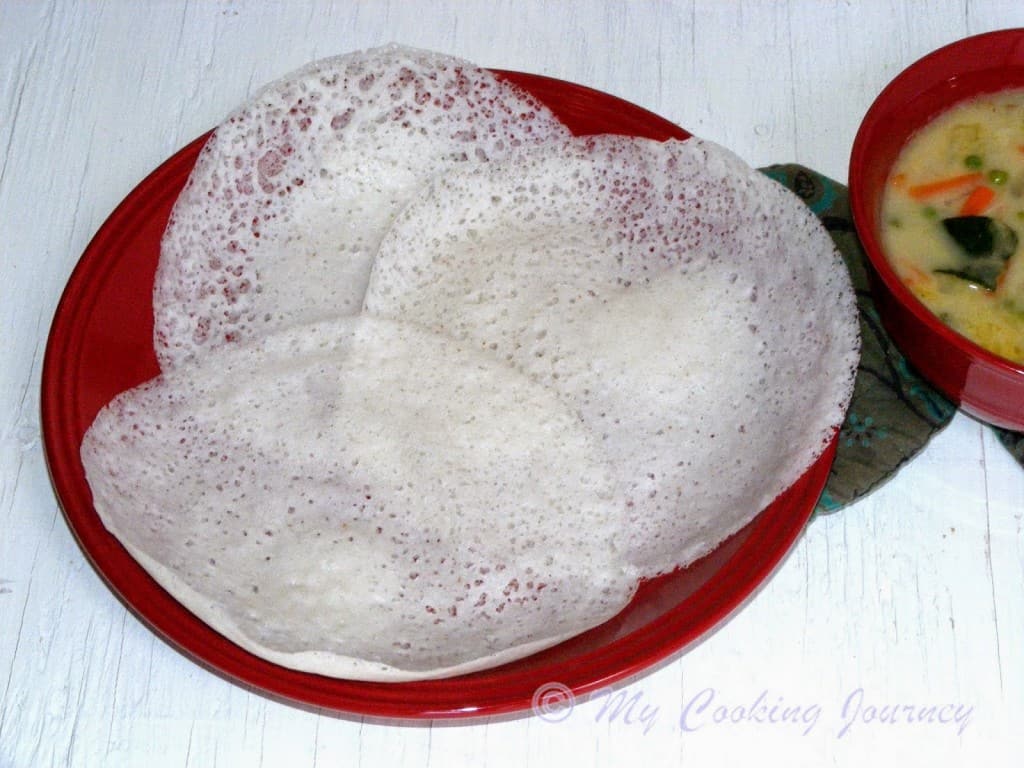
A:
849,29,1024,431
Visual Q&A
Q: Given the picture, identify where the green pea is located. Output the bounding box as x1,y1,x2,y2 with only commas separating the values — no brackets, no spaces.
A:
922,206,937,219
964,154,984,169
989,169,1009,185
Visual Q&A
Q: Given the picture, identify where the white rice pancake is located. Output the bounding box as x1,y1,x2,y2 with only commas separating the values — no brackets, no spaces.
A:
86,65,859,681
153,45,569,370
81,316,635,681
364,135,860,578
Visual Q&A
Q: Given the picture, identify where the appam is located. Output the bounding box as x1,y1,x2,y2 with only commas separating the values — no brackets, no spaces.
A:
81,316,636,681
77,57,859,684
364,135,860,578
153,44,569,370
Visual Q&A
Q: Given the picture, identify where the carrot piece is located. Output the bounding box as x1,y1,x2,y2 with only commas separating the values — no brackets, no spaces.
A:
907,172,983,199
959,185,996,215
890,172,908,188
903,265,933,291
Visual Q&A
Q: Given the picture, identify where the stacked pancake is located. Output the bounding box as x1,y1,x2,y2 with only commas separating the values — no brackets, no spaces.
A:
81,45,859,681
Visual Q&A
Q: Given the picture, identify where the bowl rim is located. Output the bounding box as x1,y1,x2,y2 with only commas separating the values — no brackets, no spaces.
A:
849,28,1024,380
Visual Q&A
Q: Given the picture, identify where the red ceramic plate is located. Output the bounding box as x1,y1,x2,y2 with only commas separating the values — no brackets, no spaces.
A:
41,70,835,720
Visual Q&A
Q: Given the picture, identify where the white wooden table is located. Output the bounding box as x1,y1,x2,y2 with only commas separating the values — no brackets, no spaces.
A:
3,2,1023,766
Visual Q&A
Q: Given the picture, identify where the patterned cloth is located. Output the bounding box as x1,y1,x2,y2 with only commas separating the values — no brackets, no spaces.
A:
760,165,1022,514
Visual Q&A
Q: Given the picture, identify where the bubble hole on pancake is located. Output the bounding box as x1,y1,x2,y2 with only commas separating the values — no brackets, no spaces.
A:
153,44,570,371
364,135,860,578
81,315,635,681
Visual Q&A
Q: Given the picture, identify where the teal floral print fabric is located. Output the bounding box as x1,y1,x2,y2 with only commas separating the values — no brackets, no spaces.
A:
758,166,1024,514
